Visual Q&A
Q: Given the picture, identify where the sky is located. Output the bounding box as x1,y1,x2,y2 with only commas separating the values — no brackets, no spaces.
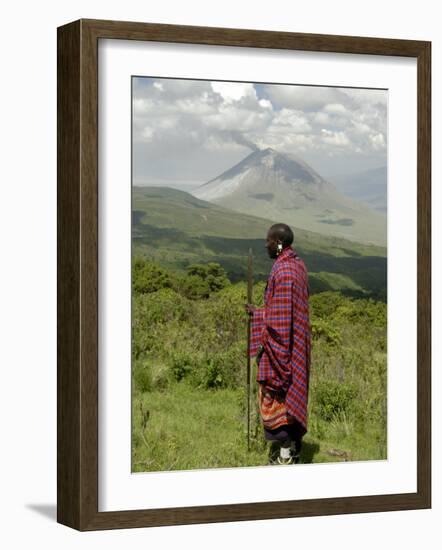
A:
132,77,387,190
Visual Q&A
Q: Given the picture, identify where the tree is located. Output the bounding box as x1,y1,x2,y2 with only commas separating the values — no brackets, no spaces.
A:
186,262,230,294
132,257,172,294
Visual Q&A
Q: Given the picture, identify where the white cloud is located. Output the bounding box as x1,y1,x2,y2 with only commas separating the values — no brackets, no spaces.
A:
211,82,256,103
351,121,372,135
320,129,350,147
313,112,330,125
132,77,387,181
265,85,346,111
141,127,154,141
342,88,387,107
324,103,347,114
258,98,273,109
133,97,155,115
174,98,216,116
369,132,386,150
204,104,271,132
271,108,312,133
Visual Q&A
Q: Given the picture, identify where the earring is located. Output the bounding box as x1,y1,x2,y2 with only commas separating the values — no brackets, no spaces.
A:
277,243,282,254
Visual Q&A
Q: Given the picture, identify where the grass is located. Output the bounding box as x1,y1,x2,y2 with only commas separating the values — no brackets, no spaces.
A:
132,382,267,471
131,378,387,473
131,274,387,473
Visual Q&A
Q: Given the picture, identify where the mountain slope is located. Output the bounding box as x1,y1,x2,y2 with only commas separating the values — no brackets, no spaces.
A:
192,148,386,246
329,166,387,213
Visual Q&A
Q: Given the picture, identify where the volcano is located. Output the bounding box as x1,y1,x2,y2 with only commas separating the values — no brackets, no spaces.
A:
191,148,386,246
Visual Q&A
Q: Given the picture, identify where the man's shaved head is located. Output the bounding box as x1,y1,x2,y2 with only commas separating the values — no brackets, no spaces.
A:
268,223,294,247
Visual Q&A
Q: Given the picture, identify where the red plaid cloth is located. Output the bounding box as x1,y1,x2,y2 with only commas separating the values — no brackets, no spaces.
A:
258,383,293,431
249,245,311,434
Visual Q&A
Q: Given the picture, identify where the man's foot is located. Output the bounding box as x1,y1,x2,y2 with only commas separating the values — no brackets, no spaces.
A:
291,440,302,464
276,455,294,465
269,449,300,465
268,440,301,465
291,450,301,464
268,441,280,464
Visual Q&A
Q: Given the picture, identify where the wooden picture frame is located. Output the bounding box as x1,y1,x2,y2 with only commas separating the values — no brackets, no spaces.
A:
57,18,431,531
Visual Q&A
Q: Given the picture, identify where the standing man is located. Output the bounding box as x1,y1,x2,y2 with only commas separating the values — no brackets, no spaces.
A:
245,223,311,465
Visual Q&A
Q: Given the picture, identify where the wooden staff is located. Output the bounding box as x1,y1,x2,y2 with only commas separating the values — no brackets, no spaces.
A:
246,247,253,451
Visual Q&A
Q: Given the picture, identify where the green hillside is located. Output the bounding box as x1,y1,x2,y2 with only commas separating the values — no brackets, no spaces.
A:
132,186,387,299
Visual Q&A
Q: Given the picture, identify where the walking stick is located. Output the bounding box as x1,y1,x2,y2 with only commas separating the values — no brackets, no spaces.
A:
246,248,253,451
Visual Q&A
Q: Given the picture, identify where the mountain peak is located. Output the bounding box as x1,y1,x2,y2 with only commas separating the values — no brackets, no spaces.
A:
193,147,324,203
190,147,386,245
250,147,304,165
253,147,278,158
240,147,294,168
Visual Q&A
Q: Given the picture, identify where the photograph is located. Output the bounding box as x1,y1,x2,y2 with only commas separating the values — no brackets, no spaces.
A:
130,76,388,473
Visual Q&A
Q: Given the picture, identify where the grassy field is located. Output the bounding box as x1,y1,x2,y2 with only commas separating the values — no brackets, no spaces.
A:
132,379,387,472
131,269,387,473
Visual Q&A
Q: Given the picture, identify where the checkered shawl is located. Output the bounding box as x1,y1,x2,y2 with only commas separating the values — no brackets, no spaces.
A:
249,245,311,434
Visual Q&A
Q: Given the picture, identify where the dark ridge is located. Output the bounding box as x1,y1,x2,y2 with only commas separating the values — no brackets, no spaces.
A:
273,154,315,183
319,218,354,226
248,193,274,201
132,210,145,225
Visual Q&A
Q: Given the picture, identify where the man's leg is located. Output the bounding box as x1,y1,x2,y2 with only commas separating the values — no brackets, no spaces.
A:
290,437,302,463
288,421,304,463
278,438,293,464
265,426,293,464
265,423,303,465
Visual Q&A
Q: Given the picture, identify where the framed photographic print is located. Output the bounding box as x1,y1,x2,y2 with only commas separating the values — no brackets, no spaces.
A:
57,18,431,530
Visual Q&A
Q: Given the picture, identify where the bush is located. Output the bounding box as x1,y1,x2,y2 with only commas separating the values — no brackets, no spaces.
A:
134,287,187,324
314,380,357,422
310,291,349,318
133,358,172,393
132,257,172,294
133,359,152,393
311,318,342,346
183,262,231,298
170,350,194,382
192,346,245,389
179,274,211,300
201,357,224,389
132,288,189,359
150,362,171,391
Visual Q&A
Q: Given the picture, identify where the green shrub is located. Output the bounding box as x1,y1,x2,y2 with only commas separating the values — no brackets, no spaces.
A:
170,350,194,382
311,318,342,346
202,358,224,389
310,291,349,318
314,380,357,422
133,359,152,393
132,257,172,294
186,262,231,293
134,287,187,324
150,362,171,391
192,346,245,389
179,274,211,300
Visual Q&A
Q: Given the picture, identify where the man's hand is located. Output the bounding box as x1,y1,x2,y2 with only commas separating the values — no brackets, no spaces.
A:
244,303,256,316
